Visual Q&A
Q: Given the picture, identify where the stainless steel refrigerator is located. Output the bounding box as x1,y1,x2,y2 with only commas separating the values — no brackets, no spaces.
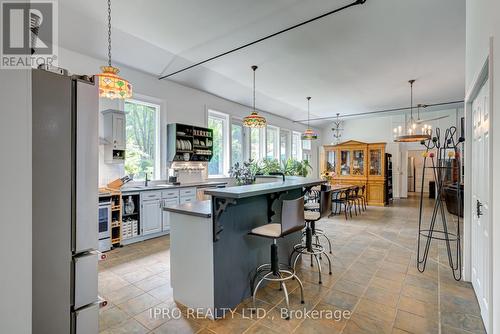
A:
32,68,100,334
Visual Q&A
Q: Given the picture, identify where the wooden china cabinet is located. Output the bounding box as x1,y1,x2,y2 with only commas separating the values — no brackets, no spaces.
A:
320,140,387,206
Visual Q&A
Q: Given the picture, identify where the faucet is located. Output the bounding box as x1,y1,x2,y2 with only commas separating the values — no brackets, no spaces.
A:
269,172,285,182
144,173,150,187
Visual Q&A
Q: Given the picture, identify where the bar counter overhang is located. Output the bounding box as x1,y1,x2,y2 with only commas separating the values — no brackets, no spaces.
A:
164,177,325,318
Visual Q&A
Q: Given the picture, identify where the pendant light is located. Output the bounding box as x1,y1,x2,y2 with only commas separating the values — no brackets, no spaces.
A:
394,80,431,142
96,0,132,99
243,65,267,128
301,97,318,140
331,113,344,144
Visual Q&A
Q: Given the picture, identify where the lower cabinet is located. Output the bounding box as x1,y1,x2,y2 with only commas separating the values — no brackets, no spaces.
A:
162,198,178,232
141,198,162,235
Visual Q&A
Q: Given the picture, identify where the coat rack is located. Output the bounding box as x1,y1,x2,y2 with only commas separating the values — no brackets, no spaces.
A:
417,126,464,281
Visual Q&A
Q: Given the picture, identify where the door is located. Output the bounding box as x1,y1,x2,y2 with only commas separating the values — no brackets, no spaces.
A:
142,199,162,235
471,78,491,328
74,80,99,253
112,113,126,150
162,198,178,232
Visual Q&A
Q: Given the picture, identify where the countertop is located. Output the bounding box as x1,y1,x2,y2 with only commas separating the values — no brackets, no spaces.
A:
120,181,227,193
163,200,212,218
204,177,325,199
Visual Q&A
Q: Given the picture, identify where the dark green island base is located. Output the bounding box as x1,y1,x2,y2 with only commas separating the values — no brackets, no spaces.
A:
206,177,324,317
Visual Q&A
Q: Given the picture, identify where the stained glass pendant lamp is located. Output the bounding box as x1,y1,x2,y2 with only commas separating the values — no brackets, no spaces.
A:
96,0,132,99
394,80,431,142
301,97,318,140
243,66,267,128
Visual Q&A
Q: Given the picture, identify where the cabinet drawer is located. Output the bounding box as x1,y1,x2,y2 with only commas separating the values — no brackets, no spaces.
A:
73,253,98,309
179,187,196,197
162,189,180,199
141,191,161,200
179,196,195,204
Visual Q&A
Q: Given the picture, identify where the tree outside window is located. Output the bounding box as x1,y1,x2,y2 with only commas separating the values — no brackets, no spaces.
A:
124,100,160,180
266,125,279,160
208,110,229,176
231,123,244,166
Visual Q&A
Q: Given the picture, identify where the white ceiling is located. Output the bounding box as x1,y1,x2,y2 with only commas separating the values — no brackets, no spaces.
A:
59,0,465,126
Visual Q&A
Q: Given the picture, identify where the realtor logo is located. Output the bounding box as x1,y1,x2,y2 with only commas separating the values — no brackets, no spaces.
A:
1,0,58,69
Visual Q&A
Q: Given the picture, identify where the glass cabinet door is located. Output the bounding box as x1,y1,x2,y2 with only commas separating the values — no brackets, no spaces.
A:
326,151,336,172
340,150,351,175
369,149,382,175
353,150,364,175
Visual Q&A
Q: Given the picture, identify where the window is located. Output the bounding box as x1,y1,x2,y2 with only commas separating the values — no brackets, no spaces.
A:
266,125,279,160
231,122,244,166
208,110,229,177
292,131,302,161
124,99,160,180
302,139,312,150
280,129,291,162
250,127,264,161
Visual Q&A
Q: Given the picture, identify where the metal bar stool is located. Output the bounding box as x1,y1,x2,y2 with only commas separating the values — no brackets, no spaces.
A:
289,190,333,284
250,197,306,320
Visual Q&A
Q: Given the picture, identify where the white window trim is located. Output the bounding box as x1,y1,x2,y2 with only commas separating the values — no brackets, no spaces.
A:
292,131,303,161
266,125,280,160
280,128,291,162
124,96,162,180
230,119,247,166
248,126,265,161
207,109,230,178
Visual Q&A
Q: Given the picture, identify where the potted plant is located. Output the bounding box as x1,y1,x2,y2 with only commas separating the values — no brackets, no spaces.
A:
229,161,256,185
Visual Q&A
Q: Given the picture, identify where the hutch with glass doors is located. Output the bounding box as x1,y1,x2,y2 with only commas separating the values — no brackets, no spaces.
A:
320,140,387,206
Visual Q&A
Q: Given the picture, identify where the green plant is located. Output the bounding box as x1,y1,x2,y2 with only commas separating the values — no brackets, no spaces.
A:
229,161,256,185
281,158,312,177
260,158,282,174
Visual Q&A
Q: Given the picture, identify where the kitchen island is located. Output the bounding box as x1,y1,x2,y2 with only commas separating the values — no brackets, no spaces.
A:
164,177,324,318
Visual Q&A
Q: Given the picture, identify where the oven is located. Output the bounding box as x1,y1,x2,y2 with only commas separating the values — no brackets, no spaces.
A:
98,197,112,252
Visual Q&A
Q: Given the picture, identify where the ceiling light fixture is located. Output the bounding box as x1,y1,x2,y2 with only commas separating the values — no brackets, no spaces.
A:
96,0,132,99
331,113,344,144
302,97,318,140
243,65,267,128
394,80,431,142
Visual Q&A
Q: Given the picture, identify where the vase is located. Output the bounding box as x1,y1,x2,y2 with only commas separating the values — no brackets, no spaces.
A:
125,196,135,214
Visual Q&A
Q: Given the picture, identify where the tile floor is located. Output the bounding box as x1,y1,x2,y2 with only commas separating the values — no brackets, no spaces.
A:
98,196,485,334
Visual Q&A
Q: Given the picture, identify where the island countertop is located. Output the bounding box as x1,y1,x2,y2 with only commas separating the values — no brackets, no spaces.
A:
163,200,212,218
204,176,324,199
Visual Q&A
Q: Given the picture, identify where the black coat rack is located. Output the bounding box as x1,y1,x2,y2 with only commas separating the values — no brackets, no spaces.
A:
417,126,464,281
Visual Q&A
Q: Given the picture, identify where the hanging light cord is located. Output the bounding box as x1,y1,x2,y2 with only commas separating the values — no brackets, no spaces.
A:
252,65,257,112
409,79,415,122
307,97,311,128
107,0,112,66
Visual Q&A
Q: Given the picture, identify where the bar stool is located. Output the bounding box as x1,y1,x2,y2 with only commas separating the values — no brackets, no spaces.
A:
250,197,306,320
289,190,333,284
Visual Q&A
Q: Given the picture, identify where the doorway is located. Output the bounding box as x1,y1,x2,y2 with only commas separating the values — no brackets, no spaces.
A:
407,150,435,194
470,77,491,329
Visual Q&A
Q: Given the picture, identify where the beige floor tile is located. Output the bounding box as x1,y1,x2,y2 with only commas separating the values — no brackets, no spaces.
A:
343,313,392,334
152,317,202,334
121,267,156,284
394,310,439,334
105,284,144,305
355,298,397,324
332,278,367,297
322,289,360,311
134,274,168,292
104,318,149,334
243,323,280,334
99,306,130,331
148,284,174,302
363,286,400,308
118,293,161,317
205,312,254,334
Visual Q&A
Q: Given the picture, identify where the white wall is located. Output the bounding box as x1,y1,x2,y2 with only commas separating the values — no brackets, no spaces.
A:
466,1,500,332
0,70,32,334
320,108,463,198
55,47,321,186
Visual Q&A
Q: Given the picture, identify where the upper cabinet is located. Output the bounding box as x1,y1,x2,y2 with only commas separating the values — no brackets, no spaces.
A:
102,109,126,163
167,123,213,162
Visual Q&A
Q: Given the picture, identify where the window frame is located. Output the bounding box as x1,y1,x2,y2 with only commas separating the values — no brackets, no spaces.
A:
292,131,303,161
123,97,162,180
249,126,265,161
230,119,246,167
266,125,280,160
207,109,230,178
279,129,291,162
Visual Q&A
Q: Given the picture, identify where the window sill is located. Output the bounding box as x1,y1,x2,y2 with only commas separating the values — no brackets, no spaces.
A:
208,175,230,179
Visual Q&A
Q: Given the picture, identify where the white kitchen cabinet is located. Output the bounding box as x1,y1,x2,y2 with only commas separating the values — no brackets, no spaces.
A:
141,195,162,236
102,109,126,163
162,198,178,232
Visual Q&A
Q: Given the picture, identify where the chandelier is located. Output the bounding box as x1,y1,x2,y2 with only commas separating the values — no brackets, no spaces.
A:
301,97,318,140
331,113,344,144
243,65,267,128
394,80,431,142
96,0,132,99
